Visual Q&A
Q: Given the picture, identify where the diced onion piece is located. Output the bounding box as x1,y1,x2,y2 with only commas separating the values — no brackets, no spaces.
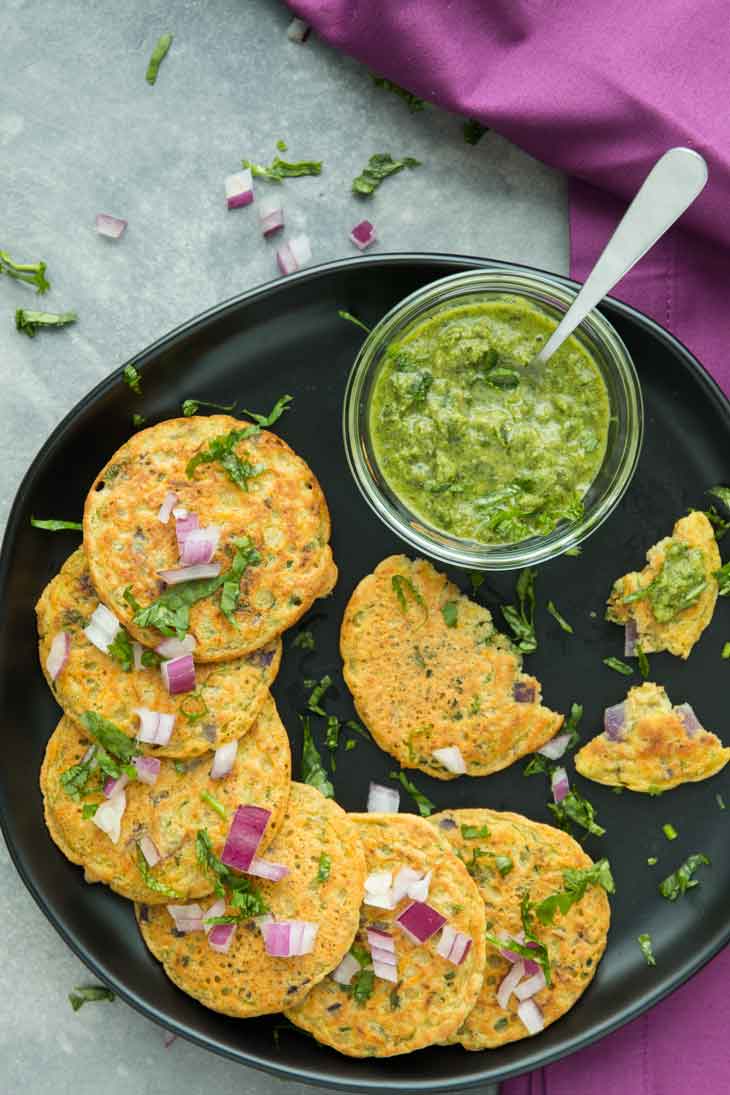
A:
363,891,397,909
225,169,254,209
96,213,127,239
513,680,536,703
514,967,547,1000
258,195,284,237
298,922,319,955
167,904,204,933
132,755,161,785
287,17,310,42
158,562,221,585
497,959,526,1009
331,952,360,985
172,506,188,518
537,732,571,760
396,901,447,944
372,958,398,982
624,618,638,657
523,956,540,976
155,635,197,659
391,866,422,905
349,220,376,251
517,997,545,1035
134,707,176,746
103,773,128,798
432,746,466,775
261,919,318,956
157,491,178,524
160,653,196,695
83,603,121,653
175,511,199,549
210,740,238,780
46,631,70,681
364,869,393,895
92,789,127,844
203,897,226,933
436,924,472,965
221,804,271,872
276,234,311,276
370,944,397,966
604,702,626,741
138,834,160,867
367,782,400,813
179,525,222,566
551,766,569,803
132,641,144,671
408,870,431,903
366,928,396,954
675,702,702,736
209,922,236,954
247,857,290,882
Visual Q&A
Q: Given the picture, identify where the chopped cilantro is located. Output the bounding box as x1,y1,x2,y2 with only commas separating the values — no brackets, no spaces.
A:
564,545,582,557
146,32,173,85
107,628,134,672
30,517,82,531
60,752,98,802
708,485,730,511
135,845,181,897
122,364,142,394
79,711,137,764
186,423,262,489
469,571,485,596
388,770,435,817
549,788,605,837
717,793,726,810
292,630,315,651
200,790,226,818
637,933,656,966
647,856,657,865
486,913,551,986
68,985,115,1011
325,715,341,769
370,74,425,112
547,600,573,634
352,153,421,197
242,156,322,182
495,855,513,877
16,309,76,337
662,823,678,841
391,574,426,616
141,649,161,669
182,397,237,417
345,719,371,742
317,852,331,882
530,859,614,925
461,824,489,840
132,413,146,428
502,568,537,653
659,853,710,901
300,716,334,798
462,118,488,145
195,829,268,914
307,675,333,716
345,739,357,751
723,643,730,660
276,139,287,152
717,561,730,597
242,394,293,427
703,505,730,540
441,601,458,628
603,656,633,675
337,309,371,334
637,644,650,678
0,249,49,293
81,802,99,819
351,968,375,1005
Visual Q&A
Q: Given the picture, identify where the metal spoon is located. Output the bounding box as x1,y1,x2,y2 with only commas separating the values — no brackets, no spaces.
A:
530,147,708,370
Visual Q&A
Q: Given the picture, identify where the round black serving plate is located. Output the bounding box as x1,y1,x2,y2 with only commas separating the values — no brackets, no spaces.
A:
1,254,729,1091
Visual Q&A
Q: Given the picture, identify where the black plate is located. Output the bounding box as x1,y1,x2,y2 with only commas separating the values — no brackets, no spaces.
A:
1,254,729,1091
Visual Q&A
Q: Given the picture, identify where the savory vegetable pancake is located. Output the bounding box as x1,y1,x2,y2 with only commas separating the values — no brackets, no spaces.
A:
40,695,290,903
340,555,563,778
285,812,486,1057
606,510,720,659
575,682,730,793
136,783,366,1017
36,548,281,758
431,808,611,1049
83,415,337,662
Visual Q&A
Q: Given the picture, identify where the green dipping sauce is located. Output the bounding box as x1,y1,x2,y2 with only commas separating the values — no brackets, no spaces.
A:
369,296,611,545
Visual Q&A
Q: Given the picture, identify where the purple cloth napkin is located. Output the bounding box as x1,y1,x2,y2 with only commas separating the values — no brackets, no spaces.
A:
287,1,730,1091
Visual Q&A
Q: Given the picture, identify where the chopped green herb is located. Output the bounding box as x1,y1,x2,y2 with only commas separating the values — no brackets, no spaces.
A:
141,649,161,669
292,630,315,651
659,853,710,901
603,656,633,675
460,824,489,840
564,702,584,749
637,644,650,678
549,788,605,837
185,423,262,489
0,249,50,293
146,32,173,85
107,628,134,672
276,139,287,152
68,985,115,1012
345,719,371,742
502,568,537,653
242,156,322,182
647,856,658,865
469,571,485,596
317,852,331,882
345,739,357,751
122,364,142,394
182,398,237,417
16,309,76,337
703,506,730,540
300,716,334,798
325,715,341,768
530,859,614,926
716,793,726,810
391,574,426,616
441,601,458,628
487,894,553,986
242,394,293,427
337,309,371,334
60,751,98,801
717,561,730,597
132,413,146,428
637,933,656,967
79,711,137,764
81,802,99,819
200,790,226,818
662,823,678,841
352,152,421,197
307,675,333,716
195,829,268,914
370,74,425,112
723,643,730,660
389,770,435,817
30,517,82,531
136,845,180,897
495,855,514,877
707,485,730,510
564,545,582,557
462,118,488,144
351,967,375,1005
547,600,573,634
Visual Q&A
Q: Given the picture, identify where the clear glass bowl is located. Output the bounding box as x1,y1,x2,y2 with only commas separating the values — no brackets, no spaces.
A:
342,268,644,571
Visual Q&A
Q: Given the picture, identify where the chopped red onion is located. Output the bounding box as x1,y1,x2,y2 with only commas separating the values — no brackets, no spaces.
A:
435,924,472,965
209,922,236,954
391,867,422,905
258,196,284,237
92,789,126,844
84,603,121,654
203,897,226,933
179,525,222,567
370,944,397,966
155,635,197,659
497,959,526,1009
157,491,178,524
134,707,176,746
604,702,626,741
175,512,199,552
432,745,466,775
367,782,400,813
221,804,271,872
261,919,318,957
247,857,290,882
95,213,127,239
331,952,360,985
537,732,571,760
551,766,569,803
366,928,396,953
514,967,547,1000
276,234,311,276
225,169,254,209
287,17,310,41
349,220,376,251
517,997,545,1035
396,901,447,944
138,834,160,867
167,904,204,933
103,773,129,798
513,680,536,703
160,653,196,695
675,702,702,736
132,755,161,785
624,618,638,657
158,562,221,585
210,740,238,780
132,641,144,671
372,959,398,982
46,631,70,681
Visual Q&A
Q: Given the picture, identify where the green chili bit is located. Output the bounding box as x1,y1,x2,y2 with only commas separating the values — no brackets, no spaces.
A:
662,823,678,841
547,600,573,634
122,364,142,394
69,985,115,1012
182,397,237,417
146,32,173,85
388,770,435,817
637,933,656,967
495,855,513,877
659,853,710,901
337,309,371,334
242,156,322,182
647,856,658,865
717,561,730,597
325,715,341,770
180,692,208,723
603,656,633,675
723,642,730,660
16,309,76,337
391,574,426,616
200,790,226,818
352,153,421,197
30,517,82,531
300,716,334,799
502,568,537,653
370,74,425,112
0,249,50,293
316,852,331,882
636,644,650,677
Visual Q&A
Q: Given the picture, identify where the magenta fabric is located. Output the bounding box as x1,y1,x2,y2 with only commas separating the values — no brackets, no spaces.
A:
286,1,730,1091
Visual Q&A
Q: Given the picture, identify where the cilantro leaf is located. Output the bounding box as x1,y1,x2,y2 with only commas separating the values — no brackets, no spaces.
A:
325,715,341,770
351,968,375,1004
389,770,435,817
391,574,426,616
460,824,489,840
495,855,513,876
565,545,582,557
469,571,485,596
603,656,634,675
292,630,315,651
186,423,262,489
547,600,573,634
307,675,333,716
337,309,371,334
549,788,605,837
132,413,146,428
708,485,730,511
182,398,237,417
16,309,76,337
703,505,730,540
195,829,268,915
564,702,584,749
30,517,82,531
79,711,138,764
122,364,142,394
636,644,650,678
146,32,173,85
68,985,115,1011
462,119,488,145
637,933,656,966
317,852,331,882
531,859,615,925
241,394,293,427
60,752,98,801
370,74,425,112
659,853,710,901
300,716,334,798
107,628,134,672
200,789,226,818
352,153,421,197
716,561,730,597
242,156,322,182
0,249,50,294
136,846,180,898
441,601,458,628
502,567,537,653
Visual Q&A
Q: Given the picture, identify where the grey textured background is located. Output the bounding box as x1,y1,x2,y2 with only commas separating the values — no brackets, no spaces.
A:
0,0,568,1091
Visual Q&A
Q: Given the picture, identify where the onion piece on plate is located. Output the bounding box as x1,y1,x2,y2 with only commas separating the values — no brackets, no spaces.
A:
83,603,120,654
210,740,238,780
258,195,284,237
551,766,569,803
537,732,571,760
46,631,70,681
220,804,271,872
134,707,175,746
514,967,547,1000
132,755,161,785
513,680,536,703
92,789,127,844
497,958,526,1009
157,491,178,524
435,924,473,965
155,635,196,659
208,922,236,954
624,618,638,657
395,900,447,944
167,904,204,933
132,641,144,671
432,745,466,775
604,702,626,741
158,562,221,586
675,702,702,736
246,857,290,882
138,834,161,867
331,952,360,985
261,919,318,957
179,525,222,567
517,997,545,1034
160,653,196,695
367,782,400,813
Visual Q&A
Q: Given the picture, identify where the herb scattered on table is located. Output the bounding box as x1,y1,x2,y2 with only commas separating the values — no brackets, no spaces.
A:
292,629,315,651
123,364,142,394
182,398,237,417
716,793,726,810
637,933,656,966
462,119,488,145
523,702,582,776
132,413,146,428
388,770,435,817
662,823,678,841
469,571,485,596
30,517,82,531
370,74,425,112
352,153,421,197
547,600,573,634
15,309,76,337
242,394,293,427
716,561,730,596
307,675,333,716
324,715,341,770
549,787,605,837
146,32,173,86
502,568,537,653
603,656,634,675
647,856,657,866
659,853,710,901
337,309,371,334
722,643,730,660
707,485,730,511
0,249,50,293
300,716,334,798
703,505,730,540
69,985,115,1011
242,155,322,182
636,644,650,678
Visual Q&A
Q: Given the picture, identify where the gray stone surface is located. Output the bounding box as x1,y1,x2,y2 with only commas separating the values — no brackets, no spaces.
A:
0,0,568,1091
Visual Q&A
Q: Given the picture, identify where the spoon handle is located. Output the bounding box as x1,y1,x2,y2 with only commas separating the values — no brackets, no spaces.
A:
533,147,708,366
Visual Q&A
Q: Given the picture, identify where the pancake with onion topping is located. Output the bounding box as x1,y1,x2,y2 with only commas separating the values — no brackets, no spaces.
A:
284,812,485,1057
83,415,337,662
339,555,563,778
431,808,610,1050
36,548,281,758
606,510,720,660
136,782,366,1017
40,695,290,903
575,681,730,793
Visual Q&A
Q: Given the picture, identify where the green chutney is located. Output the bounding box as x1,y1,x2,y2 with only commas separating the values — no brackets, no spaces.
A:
369,296,611,545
